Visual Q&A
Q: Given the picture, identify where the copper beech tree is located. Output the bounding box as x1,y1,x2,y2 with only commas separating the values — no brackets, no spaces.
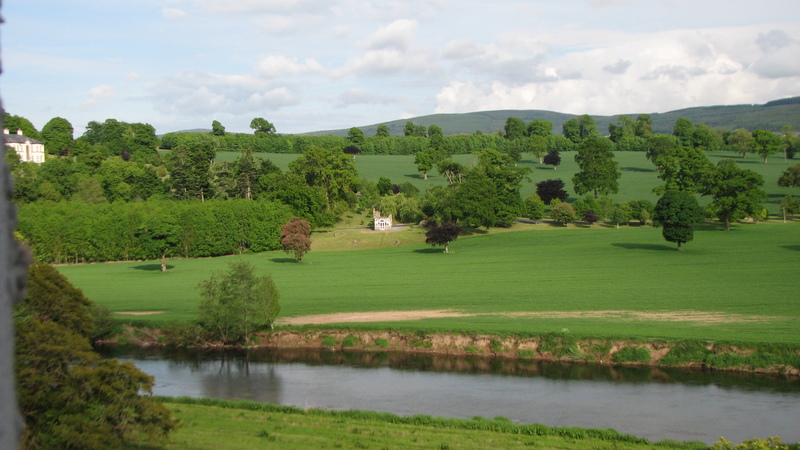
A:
281,217,312,262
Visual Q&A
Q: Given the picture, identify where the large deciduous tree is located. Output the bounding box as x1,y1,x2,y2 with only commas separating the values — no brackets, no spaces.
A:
536,179,568,205
15,263,176,448
727,128,755,158
543,150,561,169
752,129,782,163
211,120,226,136
653,146,713,195
250,117,276,135
778,163,800,189
425,222,461,253
702,161,766,231
572,137,620,198
289,146,359,206
197,261,281,343
281,217,312,262
137,214,180,272
504,117,527,141
653,190,704,250
41,117,74,156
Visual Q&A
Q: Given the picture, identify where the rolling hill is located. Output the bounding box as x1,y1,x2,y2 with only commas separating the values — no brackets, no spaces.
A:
303,96,800,137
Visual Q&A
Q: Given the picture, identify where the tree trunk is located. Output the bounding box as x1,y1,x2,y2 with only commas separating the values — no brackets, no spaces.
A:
677,241,683,251
423,172,428,180
444,243,449,253
161,251,167,272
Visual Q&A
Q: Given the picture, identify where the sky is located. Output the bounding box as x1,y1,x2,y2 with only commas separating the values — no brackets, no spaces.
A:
2,0,799,136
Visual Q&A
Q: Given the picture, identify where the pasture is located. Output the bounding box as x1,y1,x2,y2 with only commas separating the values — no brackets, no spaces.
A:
216,150,800,214
57,220,800,345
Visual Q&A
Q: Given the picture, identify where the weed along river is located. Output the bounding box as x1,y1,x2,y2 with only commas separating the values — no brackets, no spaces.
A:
99,347,800,445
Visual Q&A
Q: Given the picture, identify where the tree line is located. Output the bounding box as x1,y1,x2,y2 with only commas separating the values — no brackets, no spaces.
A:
17,200,294,264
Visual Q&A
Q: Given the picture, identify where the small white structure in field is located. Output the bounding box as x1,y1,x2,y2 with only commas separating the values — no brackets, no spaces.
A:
373,209,393,231
4,128,45,163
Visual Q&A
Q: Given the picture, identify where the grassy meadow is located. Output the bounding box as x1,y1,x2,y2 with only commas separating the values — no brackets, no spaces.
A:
54,150,800,345
58,220,800,345
217,150,800,214
155,397,705,449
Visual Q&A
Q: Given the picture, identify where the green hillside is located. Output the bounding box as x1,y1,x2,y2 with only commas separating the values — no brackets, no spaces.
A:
303,96,800,137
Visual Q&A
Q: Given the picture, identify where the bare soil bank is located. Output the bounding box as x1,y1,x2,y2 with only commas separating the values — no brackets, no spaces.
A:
113,326,800,377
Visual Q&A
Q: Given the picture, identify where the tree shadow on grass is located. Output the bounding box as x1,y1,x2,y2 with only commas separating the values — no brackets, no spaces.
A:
611,243,675,251
413,248,444,254
620,166,655,172
781,245,800,252
132,264,174,271
270,257,299,263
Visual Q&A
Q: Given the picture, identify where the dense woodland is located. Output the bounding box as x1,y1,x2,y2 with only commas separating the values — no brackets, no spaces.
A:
5,110,800,263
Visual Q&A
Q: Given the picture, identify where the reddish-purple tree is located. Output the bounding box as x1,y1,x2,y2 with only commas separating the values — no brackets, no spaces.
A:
425,222,461,253
281,217,312,262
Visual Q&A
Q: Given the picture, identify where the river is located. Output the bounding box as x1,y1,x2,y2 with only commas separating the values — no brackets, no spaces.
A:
100,347,800,445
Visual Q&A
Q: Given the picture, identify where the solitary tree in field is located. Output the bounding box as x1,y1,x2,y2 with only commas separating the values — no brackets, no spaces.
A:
653,190,704,250
543,150,561,170
281,217,312,262
197,261,281,343
425,222,461,253
136,214,179,272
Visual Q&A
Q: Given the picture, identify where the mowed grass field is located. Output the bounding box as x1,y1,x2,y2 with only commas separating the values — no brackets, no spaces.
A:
218,150,800,214
57,220,800,345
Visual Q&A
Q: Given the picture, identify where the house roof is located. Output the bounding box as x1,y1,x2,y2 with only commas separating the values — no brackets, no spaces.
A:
4,133,44,145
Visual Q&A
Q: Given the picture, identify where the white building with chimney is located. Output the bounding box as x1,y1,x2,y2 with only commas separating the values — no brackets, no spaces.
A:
4,128,45,163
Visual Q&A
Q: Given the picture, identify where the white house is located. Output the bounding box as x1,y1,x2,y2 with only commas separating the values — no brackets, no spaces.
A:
4,128,45,163
373,209,393,231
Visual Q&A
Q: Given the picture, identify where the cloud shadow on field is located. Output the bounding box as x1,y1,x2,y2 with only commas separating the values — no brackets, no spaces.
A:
132,264,175,271
611,243,674,251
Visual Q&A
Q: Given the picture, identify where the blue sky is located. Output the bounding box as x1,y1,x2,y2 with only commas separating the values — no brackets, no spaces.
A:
3,0,799,135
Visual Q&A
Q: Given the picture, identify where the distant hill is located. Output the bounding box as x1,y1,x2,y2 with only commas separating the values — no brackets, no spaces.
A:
303,97,800,137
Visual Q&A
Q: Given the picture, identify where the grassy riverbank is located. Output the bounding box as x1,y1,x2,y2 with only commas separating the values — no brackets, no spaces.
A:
152,397,707,449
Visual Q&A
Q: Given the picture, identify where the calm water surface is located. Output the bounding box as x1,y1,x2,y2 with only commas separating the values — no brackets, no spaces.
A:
100,347,800,445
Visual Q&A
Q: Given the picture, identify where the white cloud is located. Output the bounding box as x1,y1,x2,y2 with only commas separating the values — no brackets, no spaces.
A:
81,85,116,109
149,71,299,117
256,56,326,78
162,8,188,20
361,19,418,51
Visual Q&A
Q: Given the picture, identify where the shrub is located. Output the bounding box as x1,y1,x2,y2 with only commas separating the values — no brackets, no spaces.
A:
375,337,389,348
322,336,338,347
612,346,651,364
490,339,505,353
342,334,360,348
517,349,535,359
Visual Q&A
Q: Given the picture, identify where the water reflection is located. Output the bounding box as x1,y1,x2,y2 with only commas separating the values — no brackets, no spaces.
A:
99,346,800,444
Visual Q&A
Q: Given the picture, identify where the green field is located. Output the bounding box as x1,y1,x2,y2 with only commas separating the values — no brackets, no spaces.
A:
215,150,799,214
58,220,800,345
156,397,705,449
